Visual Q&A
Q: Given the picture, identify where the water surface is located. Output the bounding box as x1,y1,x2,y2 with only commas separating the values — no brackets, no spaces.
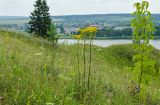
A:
59,39,160,50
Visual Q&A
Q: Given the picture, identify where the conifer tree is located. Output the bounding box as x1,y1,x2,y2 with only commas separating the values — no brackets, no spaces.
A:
28,0,52,37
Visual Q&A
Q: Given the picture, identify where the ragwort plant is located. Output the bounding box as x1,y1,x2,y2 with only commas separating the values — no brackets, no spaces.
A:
131,1,156,94
74,26,97,103
79,27,97,90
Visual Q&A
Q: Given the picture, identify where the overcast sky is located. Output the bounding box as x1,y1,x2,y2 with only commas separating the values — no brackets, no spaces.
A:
0,0,159,16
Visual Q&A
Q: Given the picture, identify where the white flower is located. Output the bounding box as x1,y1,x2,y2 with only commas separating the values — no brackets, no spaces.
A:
34,53,42,56
46,102,54,105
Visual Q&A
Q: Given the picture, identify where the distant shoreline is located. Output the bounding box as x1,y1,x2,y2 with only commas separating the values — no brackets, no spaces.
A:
59,37,160,40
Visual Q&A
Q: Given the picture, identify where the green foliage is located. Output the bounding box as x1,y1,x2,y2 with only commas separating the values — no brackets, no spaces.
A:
131,1,156,93
72,27,98,103
47,22,59,46
28,0,52,37
0,30,160,104
96,27,133,38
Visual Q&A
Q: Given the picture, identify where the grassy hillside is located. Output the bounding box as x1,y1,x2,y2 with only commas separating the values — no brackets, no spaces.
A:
0,30,160,105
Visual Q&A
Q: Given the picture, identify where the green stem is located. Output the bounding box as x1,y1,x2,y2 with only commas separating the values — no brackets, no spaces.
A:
88,40,92,90
138,42,145,91
77,40,81,85
83,39,86,90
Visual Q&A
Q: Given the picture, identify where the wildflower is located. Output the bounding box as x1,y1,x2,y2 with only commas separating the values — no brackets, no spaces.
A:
73,35,81,39
78,28,85,34
78,26,97,34
78,26,98,39
85,26,97,33
34,53,42,56
46,103,54,105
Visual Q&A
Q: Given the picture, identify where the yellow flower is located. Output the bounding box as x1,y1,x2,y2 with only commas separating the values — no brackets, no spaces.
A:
73,35,81,39
78,28,85,34
77,26,98,39
79,26,97,34
86,26,97,33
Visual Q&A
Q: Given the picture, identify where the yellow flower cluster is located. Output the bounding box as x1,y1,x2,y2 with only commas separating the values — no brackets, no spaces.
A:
74,26,97,39
79,26,97,34
73,35,81,39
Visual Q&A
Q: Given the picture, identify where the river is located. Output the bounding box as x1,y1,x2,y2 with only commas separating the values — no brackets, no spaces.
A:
58,39,160,50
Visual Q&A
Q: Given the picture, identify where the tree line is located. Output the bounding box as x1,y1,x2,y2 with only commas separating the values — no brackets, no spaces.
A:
96,26,160,38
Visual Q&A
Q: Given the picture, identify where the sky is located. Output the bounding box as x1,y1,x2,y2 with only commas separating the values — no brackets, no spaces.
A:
0,0,159,16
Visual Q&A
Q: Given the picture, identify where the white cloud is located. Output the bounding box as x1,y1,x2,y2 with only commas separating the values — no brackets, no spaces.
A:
0,0,159,16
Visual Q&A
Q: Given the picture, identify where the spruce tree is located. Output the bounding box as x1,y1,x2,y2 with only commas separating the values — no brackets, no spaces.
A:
28,0,52,37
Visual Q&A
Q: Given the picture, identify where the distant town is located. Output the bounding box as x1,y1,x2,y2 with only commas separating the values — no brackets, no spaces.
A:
0,14,160,39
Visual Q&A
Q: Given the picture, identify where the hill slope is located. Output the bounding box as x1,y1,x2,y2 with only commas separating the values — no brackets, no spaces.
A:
0,30,160,105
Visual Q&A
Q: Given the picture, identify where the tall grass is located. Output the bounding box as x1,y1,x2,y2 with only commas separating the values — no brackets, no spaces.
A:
0,30,160,105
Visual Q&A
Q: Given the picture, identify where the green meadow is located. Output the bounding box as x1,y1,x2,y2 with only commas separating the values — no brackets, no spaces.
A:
0,30,160,105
